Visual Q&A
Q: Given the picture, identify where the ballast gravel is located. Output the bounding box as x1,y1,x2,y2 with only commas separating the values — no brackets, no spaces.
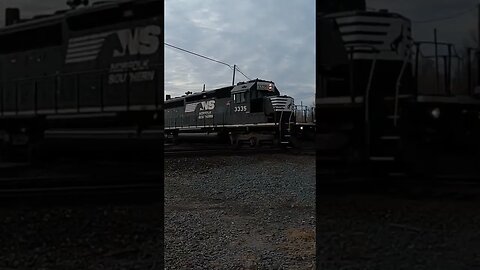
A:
164,154,316,269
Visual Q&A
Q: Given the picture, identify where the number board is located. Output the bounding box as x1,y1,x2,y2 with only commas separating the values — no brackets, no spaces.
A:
234,105,247,112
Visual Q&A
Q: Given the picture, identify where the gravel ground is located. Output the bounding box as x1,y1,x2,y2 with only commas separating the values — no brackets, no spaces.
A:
0,156,164,270
165,154,316,269
317,192,480,270
0,203,163,270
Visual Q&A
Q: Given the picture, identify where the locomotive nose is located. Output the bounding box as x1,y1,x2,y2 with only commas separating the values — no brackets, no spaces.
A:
269,96,294,111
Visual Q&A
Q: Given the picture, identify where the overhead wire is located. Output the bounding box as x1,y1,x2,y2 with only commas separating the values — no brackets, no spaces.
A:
234,66,251,81
411,6,476,24
164,42,232,68
165,42,252,81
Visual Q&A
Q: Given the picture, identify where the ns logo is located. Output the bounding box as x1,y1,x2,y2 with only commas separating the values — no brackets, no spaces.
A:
113,25,161,57
199,100,215,111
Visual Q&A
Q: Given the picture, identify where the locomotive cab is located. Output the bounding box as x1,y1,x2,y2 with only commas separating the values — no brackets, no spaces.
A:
250,81,279,114
231,87,248,113
231,80,281,114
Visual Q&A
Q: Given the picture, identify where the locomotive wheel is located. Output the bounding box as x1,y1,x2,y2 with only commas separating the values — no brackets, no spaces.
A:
229,134,236,145
0,142,8,162
249,137,258,148
233,139,241,149
229,135,240,149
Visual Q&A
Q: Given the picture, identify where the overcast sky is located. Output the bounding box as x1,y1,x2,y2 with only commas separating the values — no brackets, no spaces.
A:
165,0,316,105
0,0,316,106
1,1,477,105
368,0,478,49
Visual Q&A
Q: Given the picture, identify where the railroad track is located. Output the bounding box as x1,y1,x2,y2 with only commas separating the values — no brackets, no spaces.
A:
164,144,284,157
164,148,284,157
0,142,312,201
164,140,315,157
317,171,480,200
0,164,162,203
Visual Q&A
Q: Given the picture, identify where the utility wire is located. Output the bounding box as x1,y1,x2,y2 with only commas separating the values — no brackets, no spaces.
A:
234,66,251,81
165,42,251,80
412,6,476,24
165,42,232,68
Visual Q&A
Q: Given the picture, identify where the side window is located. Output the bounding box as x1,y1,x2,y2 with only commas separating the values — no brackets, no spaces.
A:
234,93,244,104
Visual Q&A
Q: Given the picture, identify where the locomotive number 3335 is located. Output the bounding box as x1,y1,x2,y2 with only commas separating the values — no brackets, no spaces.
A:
234,106,247,112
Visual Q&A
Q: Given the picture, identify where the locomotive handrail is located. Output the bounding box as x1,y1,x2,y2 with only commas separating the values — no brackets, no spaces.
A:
0,63,164,84
279,110,284,141
364,49,378,159
413,41,466,96
0,63,163,117
293,105,315,123
343,45,380,144
343,44,386,102
343,43,413,157
394,47,412,127
288,109,294,131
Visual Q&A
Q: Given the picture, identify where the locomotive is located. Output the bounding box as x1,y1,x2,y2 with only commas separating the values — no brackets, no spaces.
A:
165,79,296,146
0,0,163,160
318,7,480,177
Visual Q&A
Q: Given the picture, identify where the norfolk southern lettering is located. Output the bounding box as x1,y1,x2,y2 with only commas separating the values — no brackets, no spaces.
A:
0,0,163,158
66,25,161,64
114,25,161,57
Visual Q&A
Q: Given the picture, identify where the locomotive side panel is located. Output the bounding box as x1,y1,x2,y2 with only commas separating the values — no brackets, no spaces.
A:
0,21,64,116
58,73,77,112
0,0,163,117
183,96,229,127
64,0,162,112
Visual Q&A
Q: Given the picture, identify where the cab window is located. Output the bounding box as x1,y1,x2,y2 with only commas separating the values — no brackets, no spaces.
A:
233,92,246,103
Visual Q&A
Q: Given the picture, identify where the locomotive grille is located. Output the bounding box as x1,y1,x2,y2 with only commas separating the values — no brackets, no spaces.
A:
269,97,294,111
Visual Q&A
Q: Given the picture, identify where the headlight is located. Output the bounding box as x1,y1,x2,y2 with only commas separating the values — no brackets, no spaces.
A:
431,108,440,119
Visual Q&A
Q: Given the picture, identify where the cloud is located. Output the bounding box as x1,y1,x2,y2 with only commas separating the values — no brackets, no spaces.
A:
0,1,316,105
165,0,316,105
368,0,478,48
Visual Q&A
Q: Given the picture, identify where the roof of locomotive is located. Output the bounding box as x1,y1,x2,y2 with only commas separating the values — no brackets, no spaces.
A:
165,79,276,104
165,85,234,104
0,0,157,34
324,9,410,22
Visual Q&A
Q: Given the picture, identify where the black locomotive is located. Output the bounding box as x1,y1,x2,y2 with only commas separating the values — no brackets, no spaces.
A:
165,79,296,146
0,0,163,160
318,7,480,177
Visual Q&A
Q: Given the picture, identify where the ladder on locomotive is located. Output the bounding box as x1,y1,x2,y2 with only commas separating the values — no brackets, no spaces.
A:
352,45,412,175
278,110,294,145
